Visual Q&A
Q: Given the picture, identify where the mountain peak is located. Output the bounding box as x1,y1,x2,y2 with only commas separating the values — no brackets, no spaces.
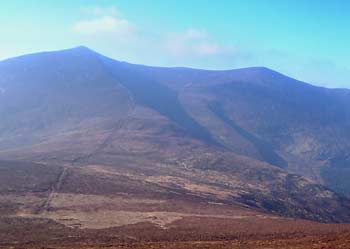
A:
72,45,93,51
236,66,284,77
67,45,97,55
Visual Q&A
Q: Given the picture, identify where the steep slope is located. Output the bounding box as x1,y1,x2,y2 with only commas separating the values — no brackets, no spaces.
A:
0,47,350,225
106,62,350,194
0,46,132,151
175,68,350,192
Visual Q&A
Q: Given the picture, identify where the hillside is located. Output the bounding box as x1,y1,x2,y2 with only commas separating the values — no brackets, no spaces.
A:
1,47,350,246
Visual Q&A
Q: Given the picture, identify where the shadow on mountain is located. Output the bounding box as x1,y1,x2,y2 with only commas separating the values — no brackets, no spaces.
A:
209,101,287,168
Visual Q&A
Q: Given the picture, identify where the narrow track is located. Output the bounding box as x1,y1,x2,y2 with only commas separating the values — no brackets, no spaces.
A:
37,167,68,213
71,81,136,166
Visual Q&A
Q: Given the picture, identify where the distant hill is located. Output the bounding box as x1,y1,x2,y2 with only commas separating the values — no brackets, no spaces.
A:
1,46,350,225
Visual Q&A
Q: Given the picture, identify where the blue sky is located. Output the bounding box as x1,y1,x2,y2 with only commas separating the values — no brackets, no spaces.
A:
1,0,350,88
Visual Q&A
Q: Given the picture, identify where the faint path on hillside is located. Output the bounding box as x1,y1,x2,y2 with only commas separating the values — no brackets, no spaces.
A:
70,118,127,165
71,80,137,166
36,167,67,214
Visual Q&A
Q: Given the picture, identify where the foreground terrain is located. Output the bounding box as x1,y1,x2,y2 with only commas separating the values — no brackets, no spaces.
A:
1,160,350,248
8,234,350,249
1,218,350,248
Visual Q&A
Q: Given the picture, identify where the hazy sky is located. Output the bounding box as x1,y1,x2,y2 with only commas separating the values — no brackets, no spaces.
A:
1,0,350,88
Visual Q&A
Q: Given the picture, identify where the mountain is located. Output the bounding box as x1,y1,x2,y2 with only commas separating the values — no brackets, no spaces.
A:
2,47,350,192
1,47,350,245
